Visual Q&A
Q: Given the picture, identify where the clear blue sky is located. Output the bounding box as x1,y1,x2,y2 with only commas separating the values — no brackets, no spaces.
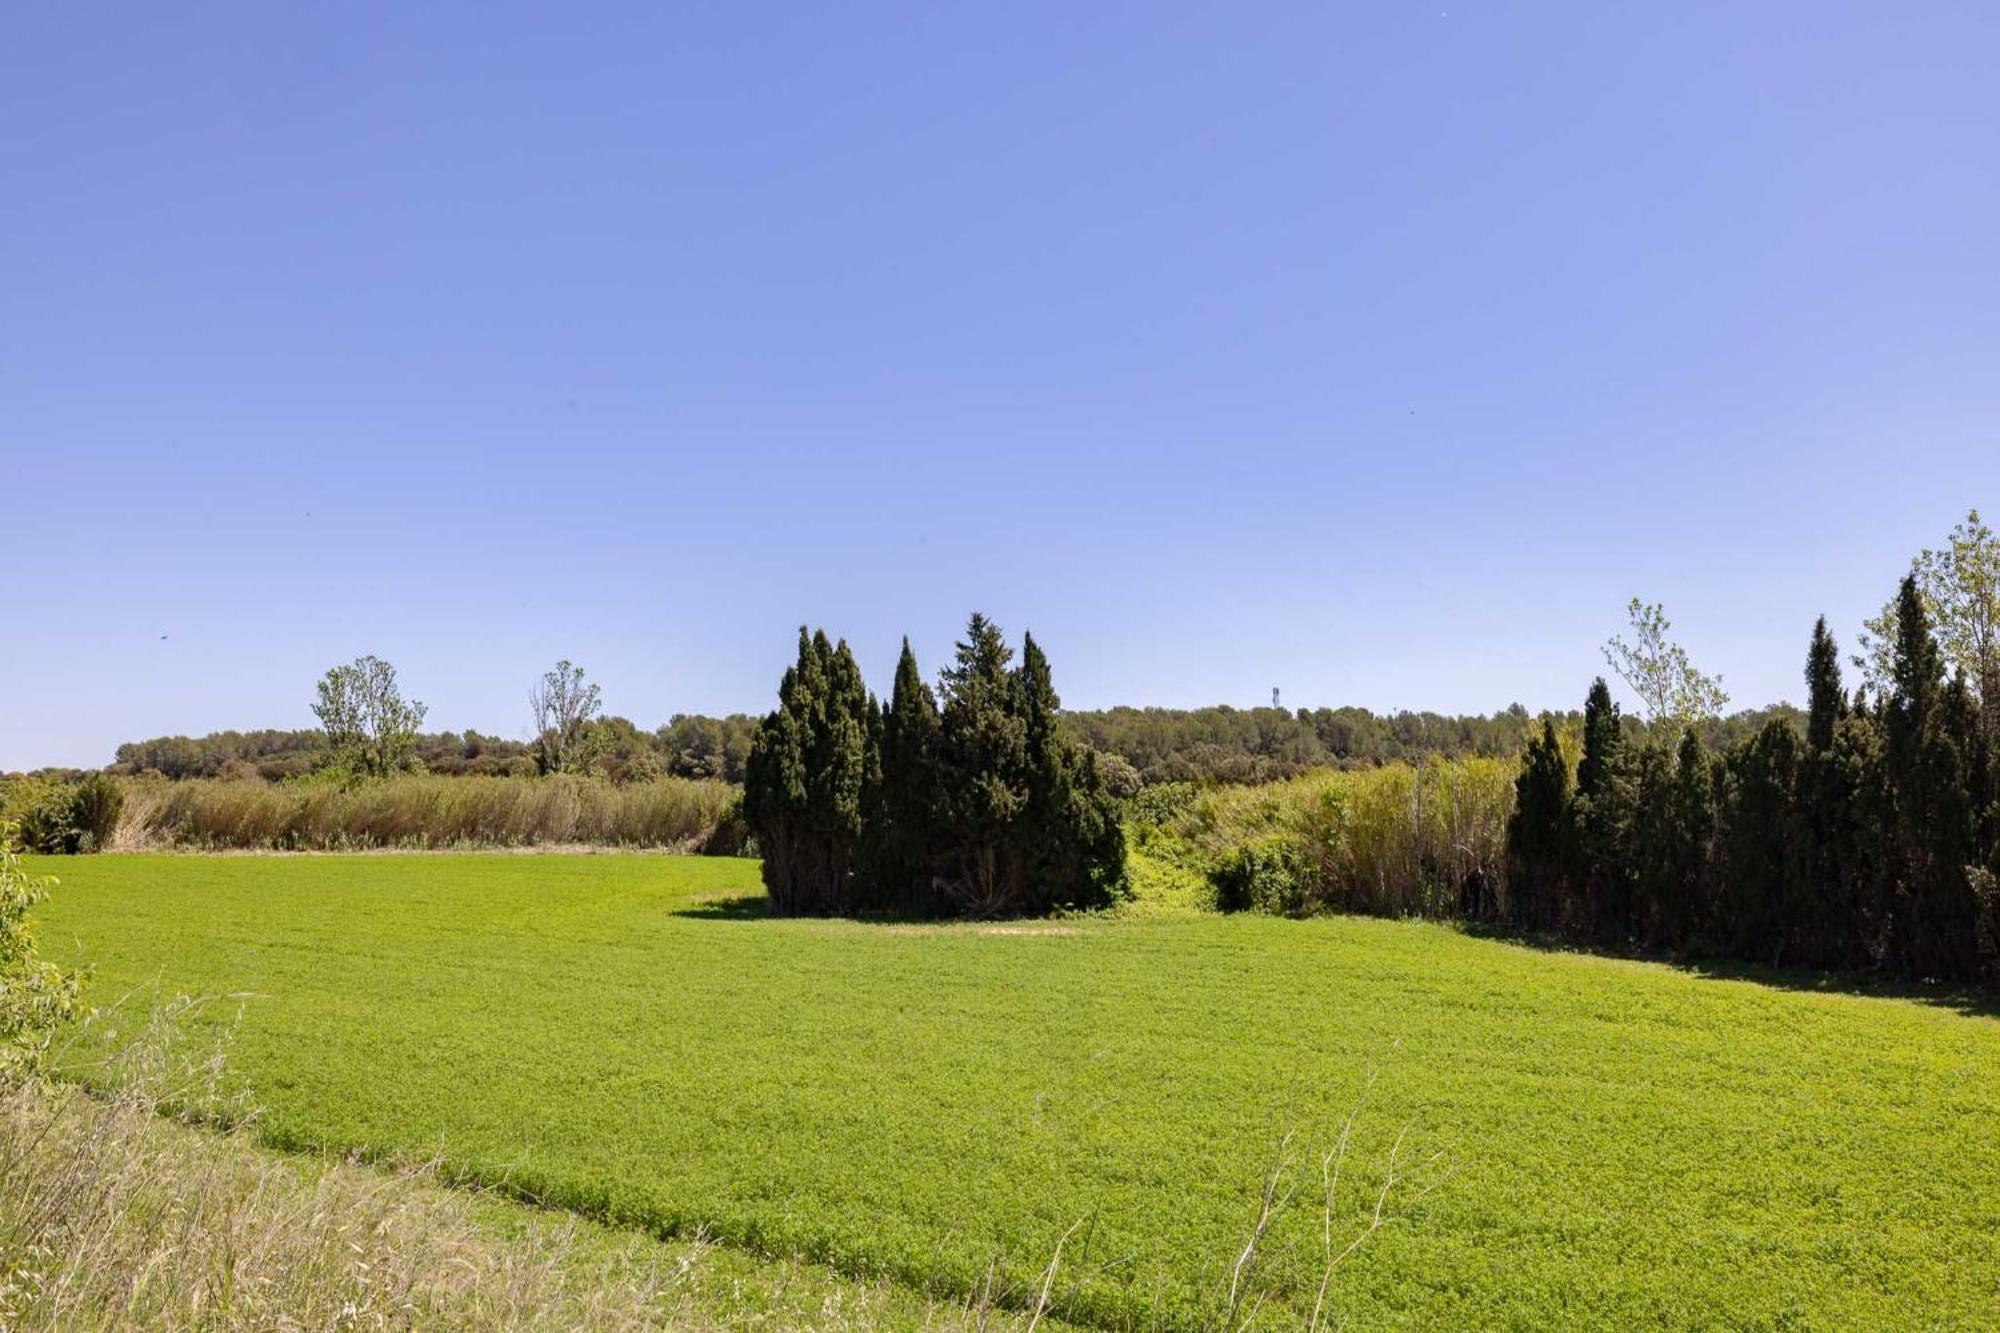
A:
4,3,1997,768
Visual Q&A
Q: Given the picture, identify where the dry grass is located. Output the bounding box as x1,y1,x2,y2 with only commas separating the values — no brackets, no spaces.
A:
110,775,740,853
0,1001,1083,1332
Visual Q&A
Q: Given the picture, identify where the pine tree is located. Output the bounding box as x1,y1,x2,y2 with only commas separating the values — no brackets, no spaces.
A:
1505,719,1571,930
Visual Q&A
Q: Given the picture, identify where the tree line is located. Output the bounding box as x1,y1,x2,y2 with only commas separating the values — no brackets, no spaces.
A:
744,616,1125,917
1505,573,1998,987
106,715,757,783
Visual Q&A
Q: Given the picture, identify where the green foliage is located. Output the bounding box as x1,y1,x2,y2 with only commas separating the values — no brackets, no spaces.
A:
529,659,605,776
312,655,429,779
1,774,123,854
1883,576,1980,981
1209,836,1309,913
743,629,874,915
864,640,944,912
746,617,1124,918
1504,721,1570,930
0,822,82,1082
1602,598,1729,729
1503,586,1997,987
1124,780,1200,828
1151,759,1511,921
1572,679,1631,942
38,853,2000,1328
1720,719,1803,962
1859,509,1999,723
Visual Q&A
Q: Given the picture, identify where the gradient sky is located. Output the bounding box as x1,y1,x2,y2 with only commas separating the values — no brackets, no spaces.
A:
5,3,1997,768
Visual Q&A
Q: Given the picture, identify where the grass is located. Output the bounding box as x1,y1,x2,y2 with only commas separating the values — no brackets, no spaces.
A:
0,1028,1066,1331
31,853,2000,1329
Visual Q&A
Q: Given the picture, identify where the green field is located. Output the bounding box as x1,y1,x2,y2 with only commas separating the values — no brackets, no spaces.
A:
32,853,2000,1329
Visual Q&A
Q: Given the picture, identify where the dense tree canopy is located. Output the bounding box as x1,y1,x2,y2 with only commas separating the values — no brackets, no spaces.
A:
744,617,1125,918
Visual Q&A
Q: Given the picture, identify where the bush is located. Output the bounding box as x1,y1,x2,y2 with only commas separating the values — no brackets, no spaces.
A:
0,820,82,1081
1210,836,1309,914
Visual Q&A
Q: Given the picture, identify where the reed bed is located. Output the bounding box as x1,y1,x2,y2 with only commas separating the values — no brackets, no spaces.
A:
111,775,742,852
1144,758,1516,918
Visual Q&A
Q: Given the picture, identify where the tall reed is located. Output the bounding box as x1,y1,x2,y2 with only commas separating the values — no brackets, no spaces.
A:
1146,758,1515,918
110,774,741,852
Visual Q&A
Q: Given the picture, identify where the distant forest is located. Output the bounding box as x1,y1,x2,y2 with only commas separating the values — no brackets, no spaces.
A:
91,701,1806,788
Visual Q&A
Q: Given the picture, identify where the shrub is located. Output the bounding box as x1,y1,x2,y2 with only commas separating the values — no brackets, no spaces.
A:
1210,836,1309,914
3,779,79,855
0,821,82,1082
67,774,124,852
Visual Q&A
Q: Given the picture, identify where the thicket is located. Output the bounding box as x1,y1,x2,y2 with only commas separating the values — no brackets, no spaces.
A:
0,774,124,854
106,774,743,853
0,822,82,1082
1133,759,1514,917
744,618,1125,917
1505,579,2000,986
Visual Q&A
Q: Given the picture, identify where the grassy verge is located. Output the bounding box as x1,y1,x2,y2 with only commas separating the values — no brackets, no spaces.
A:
0,1071,1073,1330
34,853,2000,1329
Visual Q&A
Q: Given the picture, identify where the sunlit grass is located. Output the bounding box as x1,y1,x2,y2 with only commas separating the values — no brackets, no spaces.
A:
34,853,2000,1329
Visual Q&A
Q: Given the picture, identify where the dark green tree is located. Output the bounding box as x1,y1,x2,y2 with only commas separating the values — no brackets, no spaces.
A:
1661,727,1717,951
1883,576,1977,980
1627,741,1676,947
1719,720,1802,963
935,614,1031,914
1573,679,1632,943
1505,719,1571,930
1017,632,1125,912
743,629,876,915
1797,617,1853,967
864,639,945,912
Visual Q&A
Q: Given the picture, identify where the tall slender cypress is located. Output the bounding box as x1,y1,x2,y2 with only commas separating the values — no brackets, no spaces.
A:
1884,576,1977,979
1505,719,1571,930
868,639,944,912
1798,617,1851,966
1574,679,1630,942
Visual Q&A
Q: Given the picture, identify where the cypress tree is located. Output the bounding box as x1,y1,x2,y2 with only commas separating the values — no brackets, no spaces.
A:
1662,727,1717,951
1628,741,1676,947
1719,720,1802,963
867,638,945,912
1798,617,1852,967
937,614,1031,915
743,628,876,915
1884,576,1977,980
1830,705,1890,969
1505,719,1571,930
1573,679,1632,943
1018,632,1125,912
